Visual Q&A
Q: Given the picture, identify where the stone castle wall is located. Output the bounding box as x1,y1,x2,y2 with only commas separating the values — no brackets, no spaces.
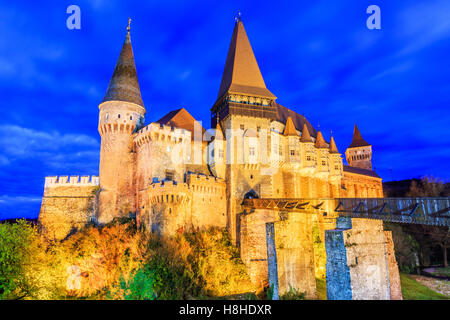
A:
39,176,99,240
137,173,227,235
341,171,383,198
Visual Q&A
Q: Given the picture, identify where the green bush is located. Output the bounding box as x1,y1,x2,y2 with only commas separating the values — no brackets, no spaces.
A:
280,286,306,300
0,220,38,299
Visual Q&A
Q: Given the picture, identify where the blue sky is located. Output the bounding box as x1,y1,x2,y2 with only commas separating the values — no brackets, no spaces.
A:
0,1,449,219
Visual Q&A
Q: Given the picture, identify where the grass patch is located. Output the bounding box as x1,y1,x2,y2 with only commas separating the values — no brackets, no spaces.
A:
400,273,448,300
315,278,327,300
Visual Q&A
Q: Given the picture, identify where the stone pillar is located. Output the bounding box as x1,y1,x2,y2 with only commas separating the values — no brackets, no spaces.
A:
384,231,403,300
266,223,279,300
325,217,391,300
272,212,317,299
325,218,352,300
240,209,277,288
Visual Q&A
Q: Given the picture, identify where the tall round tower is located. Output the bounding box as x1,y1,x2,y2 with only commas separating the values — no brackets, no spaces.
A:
97,20,146,223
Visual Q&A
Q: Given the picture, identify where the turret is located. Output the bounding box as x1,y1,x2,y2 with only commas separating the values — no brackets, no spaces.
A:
97,19,146,223
329,134,343,176
345,124,372,170
300,123,315,171
284,116,300,165
314,130,329,173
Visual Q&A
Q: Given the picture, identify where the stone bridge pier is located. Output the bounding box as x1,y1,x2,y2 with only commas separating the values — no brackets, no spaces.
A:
239,203,402,300
240,208,320,299
325,217,402,300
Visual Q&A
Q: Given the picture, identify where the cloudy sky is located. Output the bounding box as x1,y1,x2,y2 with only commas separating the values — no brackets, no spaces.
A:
0,1,449,219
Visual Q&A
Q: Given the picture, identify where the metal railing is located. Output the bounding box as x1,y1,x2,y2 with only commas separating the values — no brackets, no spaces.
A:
242,197,450,227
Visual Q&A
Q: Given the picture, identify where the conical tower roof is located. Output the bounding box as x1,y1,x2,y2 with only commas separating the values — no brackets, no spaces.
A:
315,131,328,148
102,21,144,108
349,124,370,148
283,116,297,136
217,19,276,100
329,135,339,153
300,123,313,142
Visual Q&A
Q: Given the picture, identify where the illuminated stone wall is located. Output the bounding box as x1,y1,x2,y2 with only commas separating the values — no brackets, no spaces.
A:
39,176,98,240
271,212,317,299
385,231,403,300
341,171,383,198
137,174,227,236
325,218,396,300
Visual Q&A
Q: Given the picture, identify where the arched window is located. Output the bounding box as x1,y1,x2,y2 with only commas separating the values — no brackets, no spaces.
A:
118,114,121,119
243,190,259,200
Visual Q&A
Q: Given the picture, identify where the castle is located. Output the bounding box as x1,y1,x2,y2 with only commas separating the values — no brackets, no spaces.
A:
39,18,400,299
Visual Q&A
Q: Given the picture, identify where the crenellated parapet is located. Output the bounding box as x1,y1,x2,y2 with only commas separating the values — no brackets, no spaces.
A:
186,172,226,194
44,175,99,188
147,180,192,204
39,175,99,240
133,122,191,148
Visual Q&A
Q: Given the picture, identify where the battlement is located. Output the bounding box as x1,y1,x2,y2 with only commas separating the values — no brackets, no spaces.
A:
145,173,225,202
44,175,99,188
147,180,191,204
134,122,192,147
186,172,224,184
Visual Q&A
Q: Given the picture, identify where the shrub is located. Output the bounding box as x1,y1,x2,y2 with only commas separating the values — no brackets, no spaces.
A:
280,286,306,300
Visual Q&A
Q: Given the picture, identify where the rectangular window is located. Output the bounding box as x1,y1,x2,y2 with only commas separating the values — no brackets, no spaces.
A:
257,126,261,132
219,149,224,158
322,161,326,166
279,145,283,156
240,124,245,131
249,147,255,156
290,149,295,156
307,155,311,161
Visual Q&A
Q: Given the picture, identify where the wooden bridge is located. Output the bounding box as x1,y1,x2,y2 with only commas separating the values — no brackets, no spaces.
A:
242,197,450,227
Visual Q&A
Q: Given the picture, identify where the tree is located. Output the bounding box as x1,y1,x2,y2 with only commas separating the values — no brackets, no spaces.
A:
0,220,38,299
405,176,449,267
406,176,446,197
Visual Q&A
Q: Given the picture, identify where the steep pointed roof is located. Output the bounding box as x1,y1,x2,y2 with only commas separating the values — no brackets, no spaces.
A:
217,20,276,100
157,108,206,140
102,23,144,108
329,135,339,154
283,116,298,136
276,103,317,138
300,123,313,143
349,124,371,148
315,131,328,148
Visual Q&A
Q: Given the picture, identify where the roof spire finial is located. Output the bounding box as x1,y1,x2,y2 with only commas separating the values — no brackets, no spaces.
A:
127,17,131,32
235,10,241,23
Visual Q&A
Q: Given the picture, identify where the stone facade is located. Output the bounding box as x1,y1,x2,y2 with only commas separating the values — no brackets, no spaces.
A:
385,231,403,300
325,217,402,300
39,176,98,240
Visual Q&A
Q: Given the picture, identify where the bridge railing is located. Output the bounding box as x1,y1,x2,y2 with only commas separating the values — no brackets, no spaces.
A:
242,197,450,227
